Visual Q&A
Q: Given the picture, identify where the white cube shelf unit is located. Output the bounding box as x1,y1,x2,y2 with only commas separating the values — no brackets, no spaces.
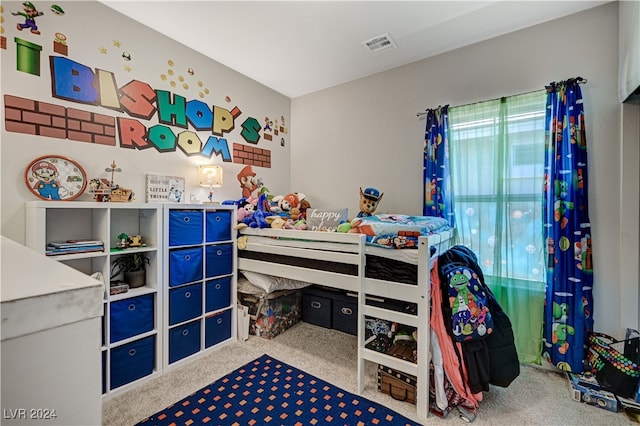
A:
162,204,237,369
26,201,163,397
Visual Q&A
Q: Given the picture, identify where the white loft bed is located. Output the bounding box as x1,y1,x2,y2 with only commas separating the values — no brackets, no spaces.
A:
237,226,456,421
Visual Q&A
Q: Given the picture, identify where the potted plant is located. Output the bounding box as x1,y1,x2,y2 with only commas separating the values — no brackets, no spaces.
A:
111,252,150,288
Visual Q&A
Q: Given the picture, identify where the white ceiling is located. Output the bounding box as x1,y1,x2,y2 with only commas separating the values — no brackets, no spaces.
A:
99,1,610,98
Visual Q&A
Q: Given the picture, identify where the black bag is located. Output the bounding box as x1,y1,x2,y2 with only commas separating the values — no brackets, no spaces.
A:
587,332,640,398
439,245,520,388
624,328,640,365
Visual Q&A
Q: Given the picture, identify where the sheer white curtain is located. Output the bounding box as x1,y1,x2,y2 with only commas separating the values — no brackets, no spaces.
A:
448,91,547,364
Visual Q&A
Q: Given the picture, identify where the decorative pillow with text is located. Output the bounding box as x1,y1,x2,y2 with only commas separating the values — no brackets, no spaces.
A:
306,208,348,232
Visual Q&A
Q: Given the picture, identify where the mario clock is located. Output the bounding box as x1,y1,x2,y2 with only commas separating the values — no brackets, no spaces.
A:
24,155,87,201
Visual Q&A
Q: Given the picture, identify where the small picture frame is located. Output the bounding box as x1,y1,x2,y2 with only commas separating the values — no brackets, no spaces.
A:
145,174,185,203
24,155,87,201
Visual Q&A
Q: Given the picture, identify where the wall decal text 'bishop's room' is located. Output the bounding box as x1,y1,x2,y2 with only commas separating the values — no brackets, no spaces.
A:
5,52,268,163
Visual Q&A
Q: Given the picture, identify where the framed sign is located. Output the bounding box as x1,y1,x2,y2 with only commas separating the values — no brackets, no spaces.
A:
24,155,87,201
145,174,185,203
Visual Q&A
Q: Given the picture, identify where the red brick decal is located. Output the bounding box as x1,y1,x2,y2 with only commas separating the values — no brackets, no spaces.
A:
3,95,116,146
233,143,271,168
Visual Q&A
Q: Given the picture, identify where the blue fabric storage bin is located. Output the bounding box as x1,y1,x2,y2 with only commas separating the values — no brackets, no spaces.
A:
169,210,203,246
205,309,232,348
205,244,233,278
206,211,231,242
205,277,231,312
332,293,358,336
302,292,332,329
169,247,203,286
110,335,155,389
169,320,201,364
110,294,154,343
169,283,203,325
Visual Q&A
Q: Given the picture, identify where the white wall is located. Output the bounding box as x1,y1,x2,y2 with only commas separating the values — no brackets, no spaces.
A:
1,1,291,244
291,3,637,336
618,0,640,102
620,102,640,330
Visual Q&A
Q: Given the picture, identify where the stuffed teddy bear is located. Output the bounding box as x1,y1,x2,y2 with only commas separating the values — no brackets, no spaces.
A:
289,207,301,221
298,198,311,219
357,187,383,218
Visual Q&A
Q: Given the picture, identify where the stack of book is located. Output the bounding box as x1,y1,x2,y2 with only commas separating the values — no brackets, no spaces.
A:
46,239,104,256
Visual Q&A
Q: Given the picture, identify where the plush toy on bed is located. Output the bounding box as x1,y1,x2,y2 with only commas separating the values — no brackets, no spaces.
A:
235,193,273,229
357,187,383,218
237,197,258,222
271,192,306,216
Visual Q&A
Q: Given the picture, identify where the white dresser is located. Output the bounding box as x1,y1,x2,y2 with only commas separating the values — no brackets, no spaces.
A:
0,236,103,425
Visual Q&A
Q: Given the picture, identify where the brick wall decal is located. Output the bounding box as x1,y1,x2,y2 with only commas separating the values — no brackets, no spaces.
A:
3,95,117,146
233,143,271,168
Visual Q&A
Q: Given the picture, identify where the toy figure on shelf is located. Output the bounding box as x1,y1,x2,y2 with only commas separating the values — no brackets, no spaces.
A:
129,235,142,247
88,161,134,202
357,187,383,217
88,178,112,202
116,233,129,249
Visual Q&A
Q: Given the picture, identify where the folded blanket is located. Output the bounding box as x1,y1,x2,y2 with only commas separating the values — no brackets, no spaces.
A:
350,214,450,249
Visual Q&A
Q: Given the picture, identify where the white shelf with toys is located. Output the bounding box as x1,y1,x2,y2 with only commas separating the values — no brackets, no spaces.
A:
25,201,163,398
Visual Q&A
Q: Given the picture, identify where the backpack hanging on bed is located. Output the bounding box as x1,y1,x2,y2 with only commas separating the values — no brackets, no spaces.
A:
438,245,520,388
441,264,494,342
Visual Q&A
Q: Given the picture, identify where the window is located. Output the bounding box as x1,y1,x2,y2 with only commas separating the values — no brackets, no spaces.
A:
448,91,547,287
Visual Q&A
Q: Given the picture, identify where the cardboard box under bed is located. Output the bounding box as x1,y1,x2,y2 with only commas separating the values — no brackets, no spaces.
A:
238,289,302,339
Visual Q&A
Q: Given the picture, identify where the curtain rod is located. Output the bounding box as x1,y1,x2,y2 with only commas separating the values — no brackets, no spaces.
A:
415,78,587,117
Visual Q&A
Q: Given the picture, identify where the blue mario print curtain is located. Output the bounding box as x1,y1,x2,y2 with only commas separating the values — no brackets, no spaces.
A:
542,77,593,372
423,106,454,227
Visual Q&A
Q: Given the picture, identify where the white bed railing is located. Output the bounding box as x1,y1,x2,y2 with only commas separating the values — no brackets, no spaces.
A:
237,227,456,421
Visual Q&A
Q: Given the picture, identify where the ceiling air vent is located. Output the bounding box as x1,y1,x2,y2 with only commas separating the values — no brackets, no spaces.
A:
362,33,397,55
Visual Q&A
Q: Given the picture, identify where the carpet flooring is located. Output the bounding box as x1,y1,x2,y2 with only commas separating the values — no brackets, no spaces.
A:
103,322,637,425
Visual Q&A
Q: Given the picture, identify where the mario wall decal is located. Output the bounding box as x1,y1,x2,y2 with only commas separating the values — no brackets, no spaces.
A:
237,165,262,198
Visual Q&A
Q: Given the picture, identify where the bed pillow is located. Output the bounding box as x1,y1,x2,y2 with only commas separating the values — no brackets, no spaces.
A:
306,208,348,232
237,273,267,297
240,270,311,294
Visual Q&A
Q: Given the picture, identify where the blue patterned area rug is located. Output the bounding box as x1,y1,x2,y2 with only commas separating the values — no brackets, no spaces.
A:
136,354,420,425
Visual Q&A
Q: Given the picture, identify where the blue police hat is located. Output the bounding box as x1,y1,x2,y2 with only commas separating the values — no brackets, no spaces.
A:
362,187,381,201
